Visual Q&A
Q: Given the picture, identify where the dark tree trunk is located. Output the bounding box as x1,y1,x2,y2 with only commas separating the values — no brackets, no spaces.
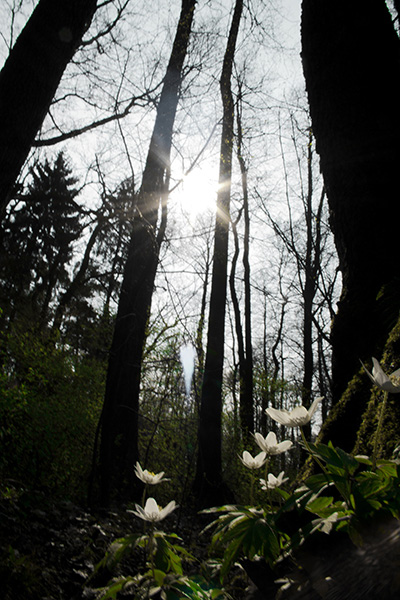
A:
301,0,400,448
236,89,254,440
0,0,97,215
301,134,324,441
229,209,249,437
260,293,286,436
98,0,196,505
194,244,211,407
194,0,243,507
301,132,314,442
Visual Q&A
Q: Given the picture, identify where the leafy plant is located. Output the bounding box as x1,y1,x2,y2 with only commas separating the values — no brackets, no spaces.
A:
0,321,105,500
94,530,226,600
202,505,283,579
201,440,400,578
93,463,227,600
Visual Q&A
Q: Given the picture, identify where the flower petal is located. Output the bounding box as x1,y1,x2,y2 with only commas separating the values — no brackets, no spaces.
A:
363,358,400,393
134,461,145,480
362,361,376,386
242,450,252,463
144,497,159,514
255,451,267,467
290,406,309,425
128,503,148,521
371,357,390,387
265,431,277,446
159,500,177,520
275,440,293,453
253,432,266,451
308,396,323,418
265,407,292,425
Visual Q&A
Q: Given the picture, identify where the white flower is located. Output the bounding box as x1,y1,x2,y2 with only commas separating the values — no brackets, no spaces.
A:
253,431,293,455
128,497,177,522
362,357,400,394
265,397,323,428
239,450,267,469
311,512,339,535
134,462,168,485
260,471,288,490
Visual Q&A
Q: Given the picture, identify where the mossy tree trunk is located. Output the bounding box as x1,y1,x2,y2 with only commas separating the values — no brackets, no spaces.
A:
301,0,400,450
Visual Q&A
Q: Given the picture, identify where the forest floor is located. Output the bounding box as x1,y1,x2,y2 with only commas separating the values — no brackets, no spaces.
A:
0,487,250,600
5,486,400,600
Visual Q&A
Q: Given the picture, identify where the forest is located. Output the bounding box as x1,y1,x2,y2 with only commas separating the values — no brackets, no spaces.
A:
1,1,400,599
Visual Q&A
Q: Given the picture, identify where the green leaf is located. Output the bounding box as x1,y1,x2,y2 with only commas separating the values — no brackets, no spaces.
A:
306,495,334,514
366,499,382,511
307,442,343,469
376,460,398,479
335,447,359,475
308,442,359,477
95,534,145,572
356,473,388,499
304,473,333,492
98,576,134,599
355,455,373,466
153,535,183,575
152,569,167,587
273,487,290,501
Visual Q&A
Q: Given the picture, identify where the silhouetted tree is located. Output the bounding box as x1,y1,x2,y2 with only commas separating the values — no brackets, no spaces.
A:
301,0,400,449
98,0,197,504
194,0,243,506
0,0,97,214
0,152,82,325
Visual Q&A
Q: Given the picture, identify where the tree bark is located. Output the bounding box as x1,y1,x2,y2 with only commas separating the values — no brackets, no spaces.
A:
0,0,97,216
301,0,400,448
194,243,211,407
300,133,325,440
98,0,196,504
229,208,248,437
236,87,254,440
194,0,243,506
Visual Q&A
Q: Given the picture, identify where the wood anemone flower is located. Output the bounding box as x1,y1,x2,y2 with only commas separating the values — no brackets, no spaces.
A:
265,396,323,428
253,431,293,455
260,471,288,490
362,357,400,394
134,461,169,485
239,450,267,469
128,497,177,522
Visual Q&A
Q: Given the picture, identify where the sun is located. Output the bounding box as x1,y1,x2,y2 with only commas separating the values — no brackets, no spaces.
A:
172,164,218,220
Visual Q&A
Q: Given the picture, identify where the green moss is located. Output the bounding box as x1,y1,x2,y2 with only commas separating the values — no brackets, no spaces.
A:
353,391,380,456
354,314,400,457
317,369,370,452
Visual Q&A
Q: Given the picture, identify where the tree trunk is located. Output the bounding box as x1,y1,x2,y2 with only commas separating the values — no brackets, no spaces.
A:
236,87,254,440
301,0,400,448
194,0,243,507
301,133,325,440
98,0,196,505
0,0,97,215
229,209,249,438
194,243,211,407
